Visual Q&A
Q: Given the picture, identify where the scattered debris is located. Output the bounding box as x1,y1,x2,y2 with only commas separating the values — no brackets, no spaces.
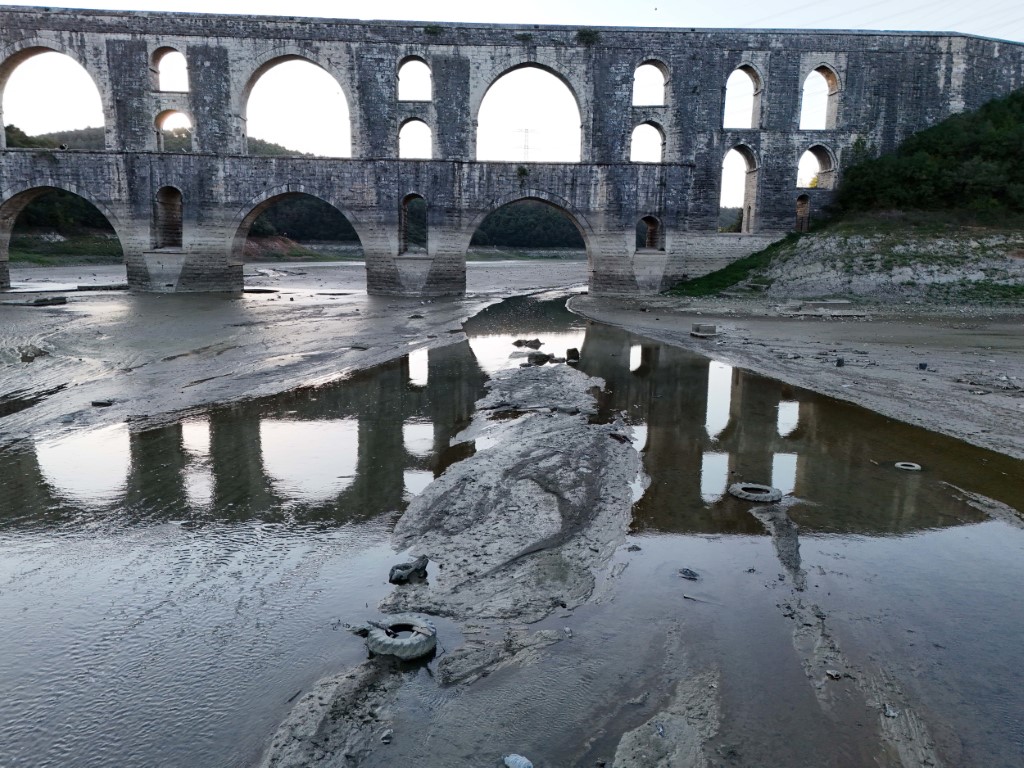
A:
503,754,534,768
690,323,718,338
678,568,700,581
388,555,429,584
91,399,114,408
894,462,922,472
512,338,542,349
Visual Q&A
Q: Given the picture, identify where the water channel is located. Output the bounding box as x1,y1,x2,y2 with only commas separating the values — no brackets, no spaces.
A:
1,296,1022,767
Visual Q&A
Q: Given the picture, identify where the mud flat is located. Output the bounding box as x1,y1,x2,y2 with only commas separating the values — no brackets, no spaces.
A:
570,294,1024,460
0,261,587,445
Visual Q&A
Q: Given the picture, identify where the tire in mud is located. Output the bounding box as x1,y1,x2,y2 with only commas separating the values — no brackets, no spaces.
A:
365,614,437,660
894,462,922,471
728,483,784,503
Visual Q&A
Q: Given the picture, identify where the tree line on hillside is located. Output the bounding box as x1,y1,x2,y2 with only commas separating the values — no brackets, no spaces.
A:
838,90,1024,217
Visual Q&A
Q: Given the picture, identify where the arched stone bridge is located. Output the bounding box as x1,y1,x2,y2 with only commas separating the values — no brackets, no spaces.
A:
1,6,1022,294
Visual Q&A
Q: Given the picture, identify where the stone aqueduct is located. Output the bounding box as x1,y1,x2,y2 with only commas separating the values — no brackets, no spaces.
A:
1,5,1023,295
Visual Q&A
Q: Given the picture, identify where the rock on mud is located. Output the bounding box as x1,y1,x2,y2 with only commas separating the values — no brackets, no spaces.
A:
382,364,640,623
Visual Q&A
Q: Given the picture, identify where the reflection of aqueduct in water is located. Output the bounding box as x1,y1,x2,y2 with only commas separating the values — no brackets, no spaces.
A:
5,324,1003,535
1,6,1023,294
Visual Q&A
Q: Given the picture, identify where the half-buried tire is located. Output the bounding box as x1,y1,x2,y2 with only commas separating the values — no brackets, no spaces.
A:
365,614,437,660
728,483,784,503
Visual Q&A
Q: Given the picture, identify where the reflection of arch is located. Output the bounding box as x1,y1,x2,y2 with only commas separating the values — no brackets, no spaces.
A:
154,109,193,151
0,40,110,150
237,51,352,156
397,56,432,101
797,144,837,189
637,215,664,251
633,60,668,106
473,62,586,162
630,121,664,163
466,190,594,255
721,144,759,234
400,193,427,254
227,186,364,266
399,118,432,159
723,64,763,129
0,183,125,263
154,186,183,249
795,194,810,232
151,47,188,92
800,64,841,130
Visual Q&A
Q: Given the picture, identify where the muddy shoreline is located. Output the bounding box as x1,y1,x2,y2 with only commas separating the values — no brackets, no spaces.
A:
4,262,1023,767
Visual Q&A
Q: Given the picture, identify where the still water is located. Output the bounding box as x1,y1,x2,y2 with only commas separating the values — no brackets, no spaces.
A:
1,296,1022,767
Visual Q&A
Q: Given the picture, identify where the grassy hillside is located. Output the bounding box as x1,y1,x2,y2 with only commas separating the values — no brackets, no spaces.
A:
670,90,1024,300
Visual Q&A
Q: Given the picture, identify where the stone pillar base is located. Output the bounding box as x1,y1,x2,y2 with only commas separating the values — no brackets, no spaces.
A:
141,250,187,292
0,261,9,290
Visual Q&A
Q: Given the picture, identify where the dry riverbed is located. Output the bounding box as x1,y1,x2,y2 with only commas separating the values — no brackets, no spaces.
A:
3,261,1022,767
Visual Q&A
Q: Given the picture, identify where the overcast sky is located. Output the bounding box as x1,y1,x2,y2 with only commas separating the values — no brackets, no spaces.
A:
2,0,1021,208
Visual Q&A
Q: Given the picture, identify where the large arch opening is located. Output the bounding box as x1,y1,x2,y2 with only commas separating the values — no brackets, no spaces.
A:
630,122,664,163
152,48,188,92
399,119,432,159
719,146,758,234
799,66,840,130
1,49,105,149
397,58,432,102
797,144,837,189
469,198,587,260
232,192,363,275
1,187,124,279
476,66,582,162
723,66,761,129
243,58,351,157
633,62,667,106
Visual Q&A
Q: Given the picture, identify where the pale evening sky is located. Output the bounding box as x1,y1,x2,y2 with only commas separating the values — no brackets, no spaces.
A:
1,1,1021,207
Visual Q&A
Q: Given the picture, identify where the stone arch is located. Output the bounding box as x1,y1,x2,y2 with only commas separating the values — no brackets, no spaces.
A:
236,50,354,156
227,185,366,266
472,61,589,162
637,215,665,251
154,109,193,151
795,194,811,232
723,63,763,129
397,56,432,102
721,144,759,234
0,39,112,150
151,47,188,92
399,193,427,253
797,143,837,189
800,63,841,130
630,121,665,162
154,186,183,249
633,59,669,106
0,183,126,278
398,118,432,159
464,189,594,257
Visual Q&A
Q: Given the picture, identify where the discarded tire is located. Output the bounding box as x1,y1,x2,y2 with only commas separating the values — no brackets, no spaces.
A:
728,483,784,503
895,462,922,471
365,614,437,660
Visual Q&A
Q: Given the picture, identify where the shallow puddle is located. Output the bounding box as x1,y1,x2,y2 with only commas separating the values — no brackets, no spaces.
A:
1,296,1022,767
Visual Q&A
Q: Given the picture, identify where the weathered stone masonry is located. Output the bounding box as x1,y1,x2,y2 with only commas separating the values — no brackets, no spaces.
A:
1,5,1022,294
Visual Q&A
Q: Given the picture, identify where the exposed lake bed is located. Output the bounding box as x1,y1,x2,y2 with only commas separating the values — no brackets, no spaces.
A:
2,262,1023,767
